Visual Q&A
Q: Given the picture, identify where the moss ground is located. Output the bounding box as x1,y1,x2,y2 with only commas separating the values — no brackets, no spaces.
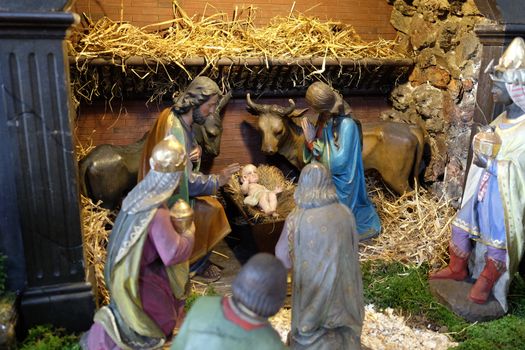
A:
362,261,525,350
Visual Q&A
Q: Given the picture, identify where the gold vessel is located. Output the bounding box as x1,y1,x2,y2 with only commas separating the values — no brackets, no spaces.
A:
472,127,501,159
169,199,194,232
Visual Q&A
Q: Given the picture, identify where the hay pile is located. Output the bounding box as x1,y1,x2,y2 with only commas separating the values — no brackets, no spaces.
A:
69,2,405,68
362,305,457,350
270,305,457,350
361,181,456,271
81,195,113,307
224,165,296,224
76,142,113,307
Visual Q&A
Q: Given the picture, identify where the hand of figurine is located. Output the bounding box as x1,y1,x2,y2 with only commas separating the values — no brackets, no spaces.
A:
473,152,489,168
301,117,316,143
219,163,241,186
312,140,323,157
189,145,202,162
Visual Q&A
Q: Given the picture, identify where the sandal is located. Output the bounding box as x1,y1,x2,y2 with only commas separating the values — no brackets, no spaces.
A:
193,263,222,283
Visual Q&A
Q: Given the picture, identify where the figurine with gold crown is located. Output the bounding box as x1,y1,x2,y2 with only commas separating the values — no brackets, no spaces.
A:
81,135,195,350
430,37,525,320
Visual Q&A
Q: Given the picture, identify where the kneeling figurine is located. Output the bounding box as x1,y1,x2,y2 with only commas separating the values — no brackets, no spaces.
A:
81,135,194,349
430,37,525,317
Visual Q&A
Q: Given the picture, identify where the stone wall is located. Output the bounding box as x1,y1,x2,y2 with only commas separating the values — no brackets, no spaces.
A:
381,0,490,204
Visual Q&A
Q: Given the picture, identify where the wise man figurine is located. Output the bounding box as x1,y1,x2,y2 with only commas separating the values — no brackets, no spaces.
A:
81,135,195,350
276,162,364,349
430,37,525,317
170,253,287,350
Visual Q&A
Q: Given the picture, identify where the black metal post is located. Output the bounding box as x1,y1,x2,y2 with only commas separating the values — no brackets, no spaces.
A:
0,4,94,332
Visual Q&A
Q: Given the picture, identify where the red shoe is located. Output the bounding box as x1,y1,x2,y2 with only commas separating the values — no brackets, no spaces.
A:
430,246,469,281
469,258,505,304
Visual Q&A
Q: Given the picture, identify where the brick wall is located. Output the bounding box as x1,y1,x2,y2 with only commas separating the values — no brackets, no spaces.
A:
71,0,396,41
75,95,391,173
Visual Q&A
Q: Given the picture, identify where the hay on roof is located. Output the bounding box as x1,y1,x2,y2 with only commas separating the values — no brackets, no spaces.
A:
68,3,407,104
69,4,405,66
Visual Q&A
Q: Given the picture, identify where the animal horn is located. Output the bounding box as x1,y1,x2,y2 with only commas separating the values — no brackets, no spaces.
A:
215,91,232,120
246,93,270,115
271,99,296,117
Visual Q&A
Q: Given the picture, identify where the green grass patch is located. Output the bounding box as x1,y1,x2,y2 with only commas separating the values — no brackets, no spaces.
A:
362,261,525,349
185,285,218,312
19,325,80,350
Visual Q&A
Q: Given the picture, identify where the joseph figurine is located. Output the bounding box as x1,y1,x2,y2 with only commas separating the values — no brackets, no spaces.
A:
139,77,239,280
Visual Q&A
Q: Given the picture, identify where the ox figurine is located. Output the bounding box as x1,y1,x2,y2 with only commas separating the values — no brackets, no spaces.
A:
78,133,147,210
79,93,231,209
246,94,425,195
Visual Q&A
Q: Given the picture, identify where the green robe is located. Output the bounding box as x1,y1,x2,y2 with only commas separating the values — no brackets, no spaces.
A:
171,296,286,350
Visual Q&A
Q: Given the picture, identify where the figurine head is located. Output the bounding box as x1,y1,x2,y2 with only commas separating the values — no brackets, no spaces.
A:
305,81,336,114
149,135,187,173
486,37,525,114
487,37,525,85
294,162,339,209
169,199,194,233
491,81,513,105
172,76,221,124
231,253,287,318
241,164,259,184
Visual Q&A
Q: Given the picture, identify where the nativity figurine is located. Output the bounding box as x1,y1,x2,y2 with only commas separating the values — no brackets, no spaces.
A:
301,81,381,240
81,135,194,350
139,76,239,282
241,164,282,217
430,37,525,317
276,162,364,350
170,253,287,350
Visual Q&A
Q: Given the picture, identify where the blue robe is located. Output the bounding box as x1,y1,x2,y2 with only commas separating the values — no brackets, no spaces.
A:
304,116,381,239
453,161,506,249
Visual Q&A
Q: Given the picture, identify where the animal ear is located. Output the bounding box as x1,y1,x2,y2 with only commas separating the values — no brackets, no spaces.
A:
288,108,309,118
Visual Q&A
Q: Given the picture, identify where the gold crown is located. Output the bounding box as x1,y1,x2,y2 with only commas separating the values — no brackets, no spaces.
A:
150,135,187,173
486,37,525,84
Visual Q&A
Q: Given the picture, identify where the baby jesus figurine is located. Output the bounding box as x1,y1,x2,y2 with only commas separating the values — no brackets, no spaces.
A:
241,164,282,217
